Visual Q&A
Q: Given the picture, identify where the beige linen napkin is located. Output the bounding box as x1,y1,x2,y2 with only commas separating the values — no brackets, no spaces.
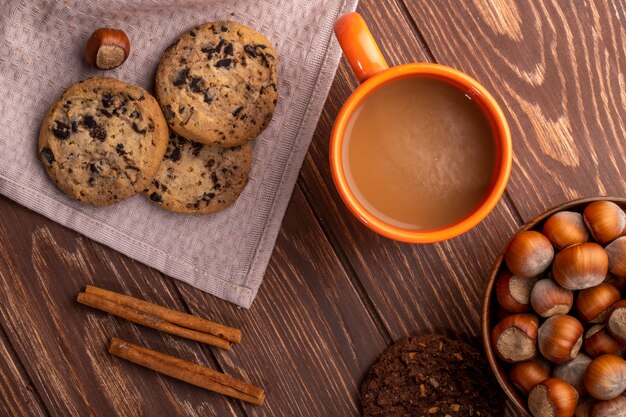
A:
0,0,357,308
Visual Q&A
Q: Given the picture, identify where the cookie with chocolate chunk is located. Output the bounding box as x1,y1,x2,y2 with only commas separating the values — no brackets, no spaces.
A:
145,131,252,214
38,77,168,206
155,21,277,147
361,334,504,417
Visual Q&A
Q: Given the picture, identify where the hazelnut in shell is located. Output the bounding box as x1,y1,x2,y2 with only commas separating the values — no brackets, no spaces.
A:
528,378,578,417
605,236,626,277
553,353,592,395
607,300,626,345
492,314,539,363
509,358,552,396
496,270,537,313
552,243,609,290
590,395,626,417
542,211,589,249
576,283,621,323
583,354,626,400
505,231,554,278
583,201,626,244
85,28,131,70
584,324,623,357
538,315,583,364
530,279,574,318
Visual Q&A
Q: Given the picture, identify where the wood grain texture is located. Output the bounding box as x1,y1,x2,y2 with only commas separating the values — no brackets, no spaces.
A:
0,326,48,417
174,187,388,417
0,196,241,417
296,1,527,415
403,0,626,219
0,185,388,417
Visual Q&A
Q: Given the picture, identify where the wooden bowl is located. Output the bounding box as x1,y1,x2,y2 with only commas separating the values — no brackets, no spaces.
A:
481,196,626,416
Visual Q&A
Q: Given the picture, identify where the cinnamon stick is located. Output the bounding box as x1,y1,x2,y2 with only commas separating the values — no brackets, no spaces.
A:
84,285,241,344
108,338,264,405
77,292,232,350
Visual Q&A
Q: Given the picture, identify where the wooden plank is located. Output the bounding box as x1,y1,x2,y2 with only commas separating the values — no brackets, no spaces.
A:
175,186,388,417
0,196,242,417
0,326,48,417
402,0,626,218
354,0,433,67
301,0,521,348
297,0,526,415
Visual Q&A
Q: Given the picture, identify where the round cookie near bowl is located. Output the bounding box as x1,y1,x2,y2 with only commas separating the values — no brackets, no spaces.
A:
481,196,626,417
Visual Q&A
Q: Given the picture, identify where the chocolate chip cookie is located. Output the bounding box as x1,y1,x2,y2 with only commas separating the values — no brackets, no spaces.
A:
38,77,168,206
155,21,277,147
145,131,252,214
361,334,504,417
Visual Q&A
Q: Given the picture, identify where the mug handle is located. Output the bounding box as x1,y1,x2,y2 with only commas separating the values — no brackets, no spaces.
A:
334,12,389,83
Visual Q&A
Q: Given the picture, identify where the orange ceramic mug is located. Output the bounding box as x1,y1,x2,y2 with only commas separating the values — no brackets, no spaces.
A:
330,13,512,243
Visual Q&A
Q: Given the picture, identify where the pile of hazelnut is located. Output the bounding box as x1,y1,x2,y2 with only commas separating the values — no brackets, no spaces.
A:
491,201,626,417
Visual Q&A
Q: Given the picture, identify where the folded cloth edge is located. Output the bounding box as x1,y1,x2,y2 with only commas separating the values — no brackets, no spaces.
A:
0,0,356,308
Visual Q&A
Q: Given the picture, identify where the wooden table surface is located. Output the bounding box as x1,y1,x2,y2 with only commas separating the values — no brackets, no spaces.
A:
2,1,626,416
